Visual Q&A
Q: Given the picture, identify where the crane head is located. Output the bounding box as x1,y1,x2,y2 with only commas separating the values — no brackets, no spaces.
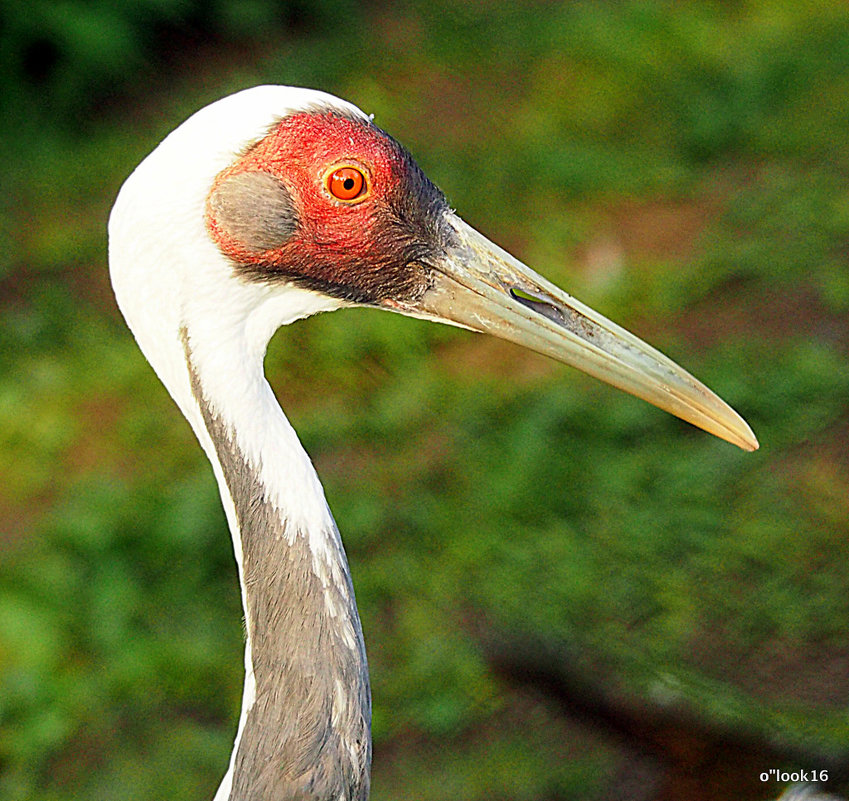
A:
206,107,449,306
110,86,758,452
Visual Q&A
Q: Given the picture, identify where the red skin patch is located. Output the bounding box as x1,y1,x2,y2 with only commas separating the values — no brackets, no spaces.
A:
205,110,446,302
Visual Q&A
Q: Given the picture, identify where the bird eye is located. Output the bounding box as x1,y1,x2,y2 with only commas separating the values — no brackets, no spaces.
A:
326,166,367,201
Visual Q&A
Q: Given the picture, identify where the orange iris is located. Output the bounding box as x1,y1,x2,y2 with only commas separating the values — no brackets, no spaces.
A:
327,166,366,201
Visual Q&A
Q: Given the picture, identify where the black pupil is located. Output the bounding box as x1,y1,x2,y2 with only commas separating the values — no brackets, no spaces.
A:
343,177,355,190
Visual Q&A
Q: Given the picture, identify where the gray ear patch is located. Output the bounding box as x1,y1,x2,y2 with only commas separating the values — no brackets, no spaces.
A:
209,171,297,252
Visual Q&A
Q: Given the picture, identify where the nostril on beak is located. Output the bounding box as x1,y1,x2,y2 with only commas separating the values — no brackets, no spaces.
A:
509,287,567,327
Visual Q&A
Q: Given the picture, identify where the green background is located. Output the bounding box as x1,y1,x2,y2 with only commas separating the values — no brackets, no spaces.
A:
1,1,848,799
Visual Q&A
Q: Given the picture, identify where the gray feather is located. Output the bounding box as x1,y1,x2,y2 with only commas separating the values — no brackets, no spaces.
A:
209,171,298,252
183,329,371,801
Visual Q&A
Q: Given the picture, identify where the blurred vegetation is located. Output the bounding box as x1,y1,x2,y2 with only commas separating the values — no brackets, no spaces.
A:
1,1,848,799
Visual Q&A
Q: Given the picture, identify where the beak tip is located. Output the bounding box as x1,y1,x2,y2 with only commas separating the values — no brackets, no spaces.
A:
730,421,759,452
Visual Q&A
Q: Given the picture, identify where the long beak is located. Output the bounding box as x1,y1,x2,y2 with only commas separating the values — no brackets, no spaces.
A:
386,214,758,451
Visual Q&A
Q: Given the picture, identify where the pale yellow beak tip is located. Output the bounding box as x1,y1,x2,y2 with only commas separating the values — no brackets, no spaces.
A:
743,431,760,452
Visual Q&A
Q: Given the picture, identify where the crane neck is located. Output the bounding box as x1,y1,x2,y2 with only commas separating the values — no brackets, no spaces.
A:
180,326,371,801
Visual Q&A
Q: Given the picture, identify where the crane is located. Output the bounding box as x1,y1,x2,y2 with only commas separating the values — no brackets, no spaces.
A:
108,86,758,801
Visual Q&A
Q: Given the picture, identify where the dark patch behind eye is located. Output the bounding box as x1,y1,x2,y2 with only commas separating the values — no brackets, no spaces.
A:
209,171,298,252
